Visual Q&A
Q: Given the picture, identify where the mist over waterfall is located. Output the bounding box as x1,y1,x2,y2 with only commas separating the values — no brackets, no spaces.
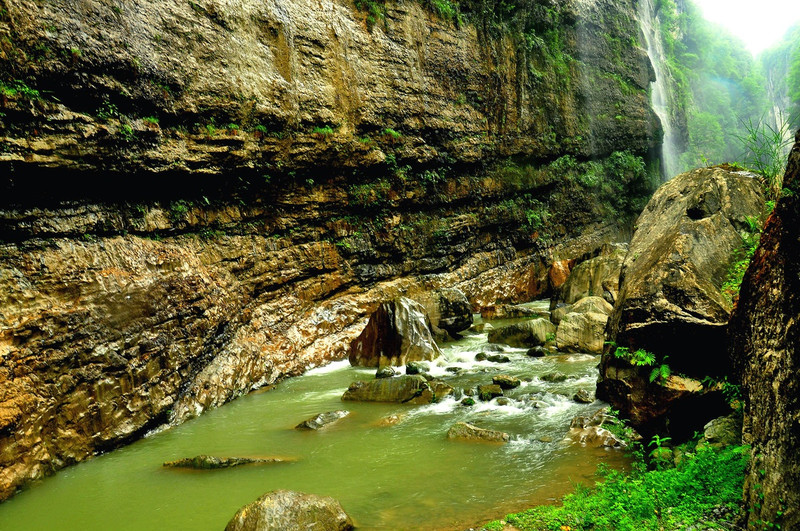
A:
638,0,681,180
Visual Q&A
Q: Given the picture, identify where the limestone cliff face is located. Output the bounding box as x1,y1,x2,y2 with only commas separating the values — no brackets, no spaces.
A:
729,131,800,529
0,0,660,500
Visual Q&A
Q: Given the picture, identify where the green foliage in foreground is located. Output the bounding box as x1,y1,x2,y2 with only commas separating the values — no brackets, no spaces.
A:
484,445,749,531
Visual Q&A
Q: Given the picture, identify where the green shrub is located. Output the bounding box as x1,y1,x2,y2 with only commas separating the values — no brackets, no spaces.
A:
487,445,749,531
143,116,159,125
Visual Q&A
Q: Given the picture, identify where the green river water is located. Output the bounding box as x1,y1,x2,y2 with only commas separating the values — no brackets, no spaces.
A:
0,303,628,530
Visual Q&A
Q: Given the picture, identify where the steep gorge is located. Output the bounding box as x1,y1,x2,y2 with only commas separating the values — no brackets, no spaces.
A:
0,0,660,500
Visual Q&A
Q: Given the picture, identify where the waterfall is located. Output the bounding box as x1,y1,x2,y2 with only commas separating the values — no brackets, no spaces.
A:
638,0,681,180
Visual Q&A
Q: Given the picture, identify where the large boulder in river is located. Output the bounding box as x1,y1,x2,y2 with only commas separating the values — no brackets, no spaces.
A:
553,244,627,307
605,166,764,376
349,297,441,367
555,298,612,354
225,490,353,531
487,318,556,348
729,132,800,530
412,288,473,337
341,375,453,404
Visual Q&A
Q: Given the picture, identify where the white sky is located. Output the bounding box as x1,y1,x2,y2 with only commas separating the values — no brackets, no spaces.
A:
691,0,800,55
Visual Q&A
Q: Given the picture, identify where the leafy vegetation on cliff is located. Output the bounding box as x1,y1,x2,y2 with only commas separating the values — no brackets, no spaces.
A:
482,444,749,531
655,0,768,172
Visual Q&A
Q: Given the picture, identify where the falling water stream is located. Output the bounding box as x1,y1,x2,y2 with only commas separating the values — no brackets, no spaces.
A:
639,0,682,179
0,302,627,530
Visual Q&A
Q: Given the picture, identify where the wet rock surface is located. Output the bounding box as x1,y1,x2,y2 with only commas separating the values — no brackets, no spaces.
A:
225,490,354,531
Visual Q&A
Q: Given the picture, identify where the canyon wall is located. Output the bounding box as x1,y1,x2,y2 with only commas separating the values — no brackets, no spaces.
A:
729,131,800,530
0,0,660,499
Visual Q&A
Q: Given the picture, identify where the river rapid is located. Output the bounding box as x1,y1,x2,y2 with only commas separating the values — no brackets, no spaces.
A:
0,302,627,530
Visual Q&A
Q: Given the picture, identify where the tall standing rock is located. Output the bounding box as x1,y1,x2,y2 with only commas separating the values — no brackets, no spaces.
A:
599,166,764,436
605,167,764,374
349,297,441,367
729,131,800,530
411,288,473,338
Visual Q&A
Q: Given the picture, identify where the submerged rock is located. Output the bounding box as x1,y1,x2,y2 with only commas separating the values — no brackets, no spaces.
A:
541,372,567,383
341,375,453,404
225,490,353,531
492,375,521,389
447,422,509,443
526,346,546,357
163,455,285,469
295,411,350,431
486,354,511,363
487,318,556,348
349,297,442,367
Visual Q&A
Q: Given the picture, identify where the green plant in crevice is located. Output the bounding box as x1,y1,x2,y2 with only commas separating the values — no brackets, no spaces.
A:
612,346,656,367
118,123,135,142
722,215,763,303
0,79,41,100
649,357,672,384
311,125,334,137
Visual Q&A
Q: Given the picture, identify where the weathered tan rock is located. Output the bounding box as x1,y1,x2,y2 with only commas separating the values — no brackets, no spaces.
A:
341,375,452,404
605,167,764,376
571,296,614,316
412,288,473,337
487,318,556,348
348,297,441,368
492,375,521,390
729,132,800,529
0,0,661,501
554,244,627,306
480,304,541,320
446,422,509,443
556,311,609,354
225,490,353,531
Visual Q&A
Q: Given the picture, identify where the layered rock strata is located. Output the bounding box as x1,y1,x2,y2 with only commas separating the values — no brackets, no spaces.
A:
0,0,660,500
